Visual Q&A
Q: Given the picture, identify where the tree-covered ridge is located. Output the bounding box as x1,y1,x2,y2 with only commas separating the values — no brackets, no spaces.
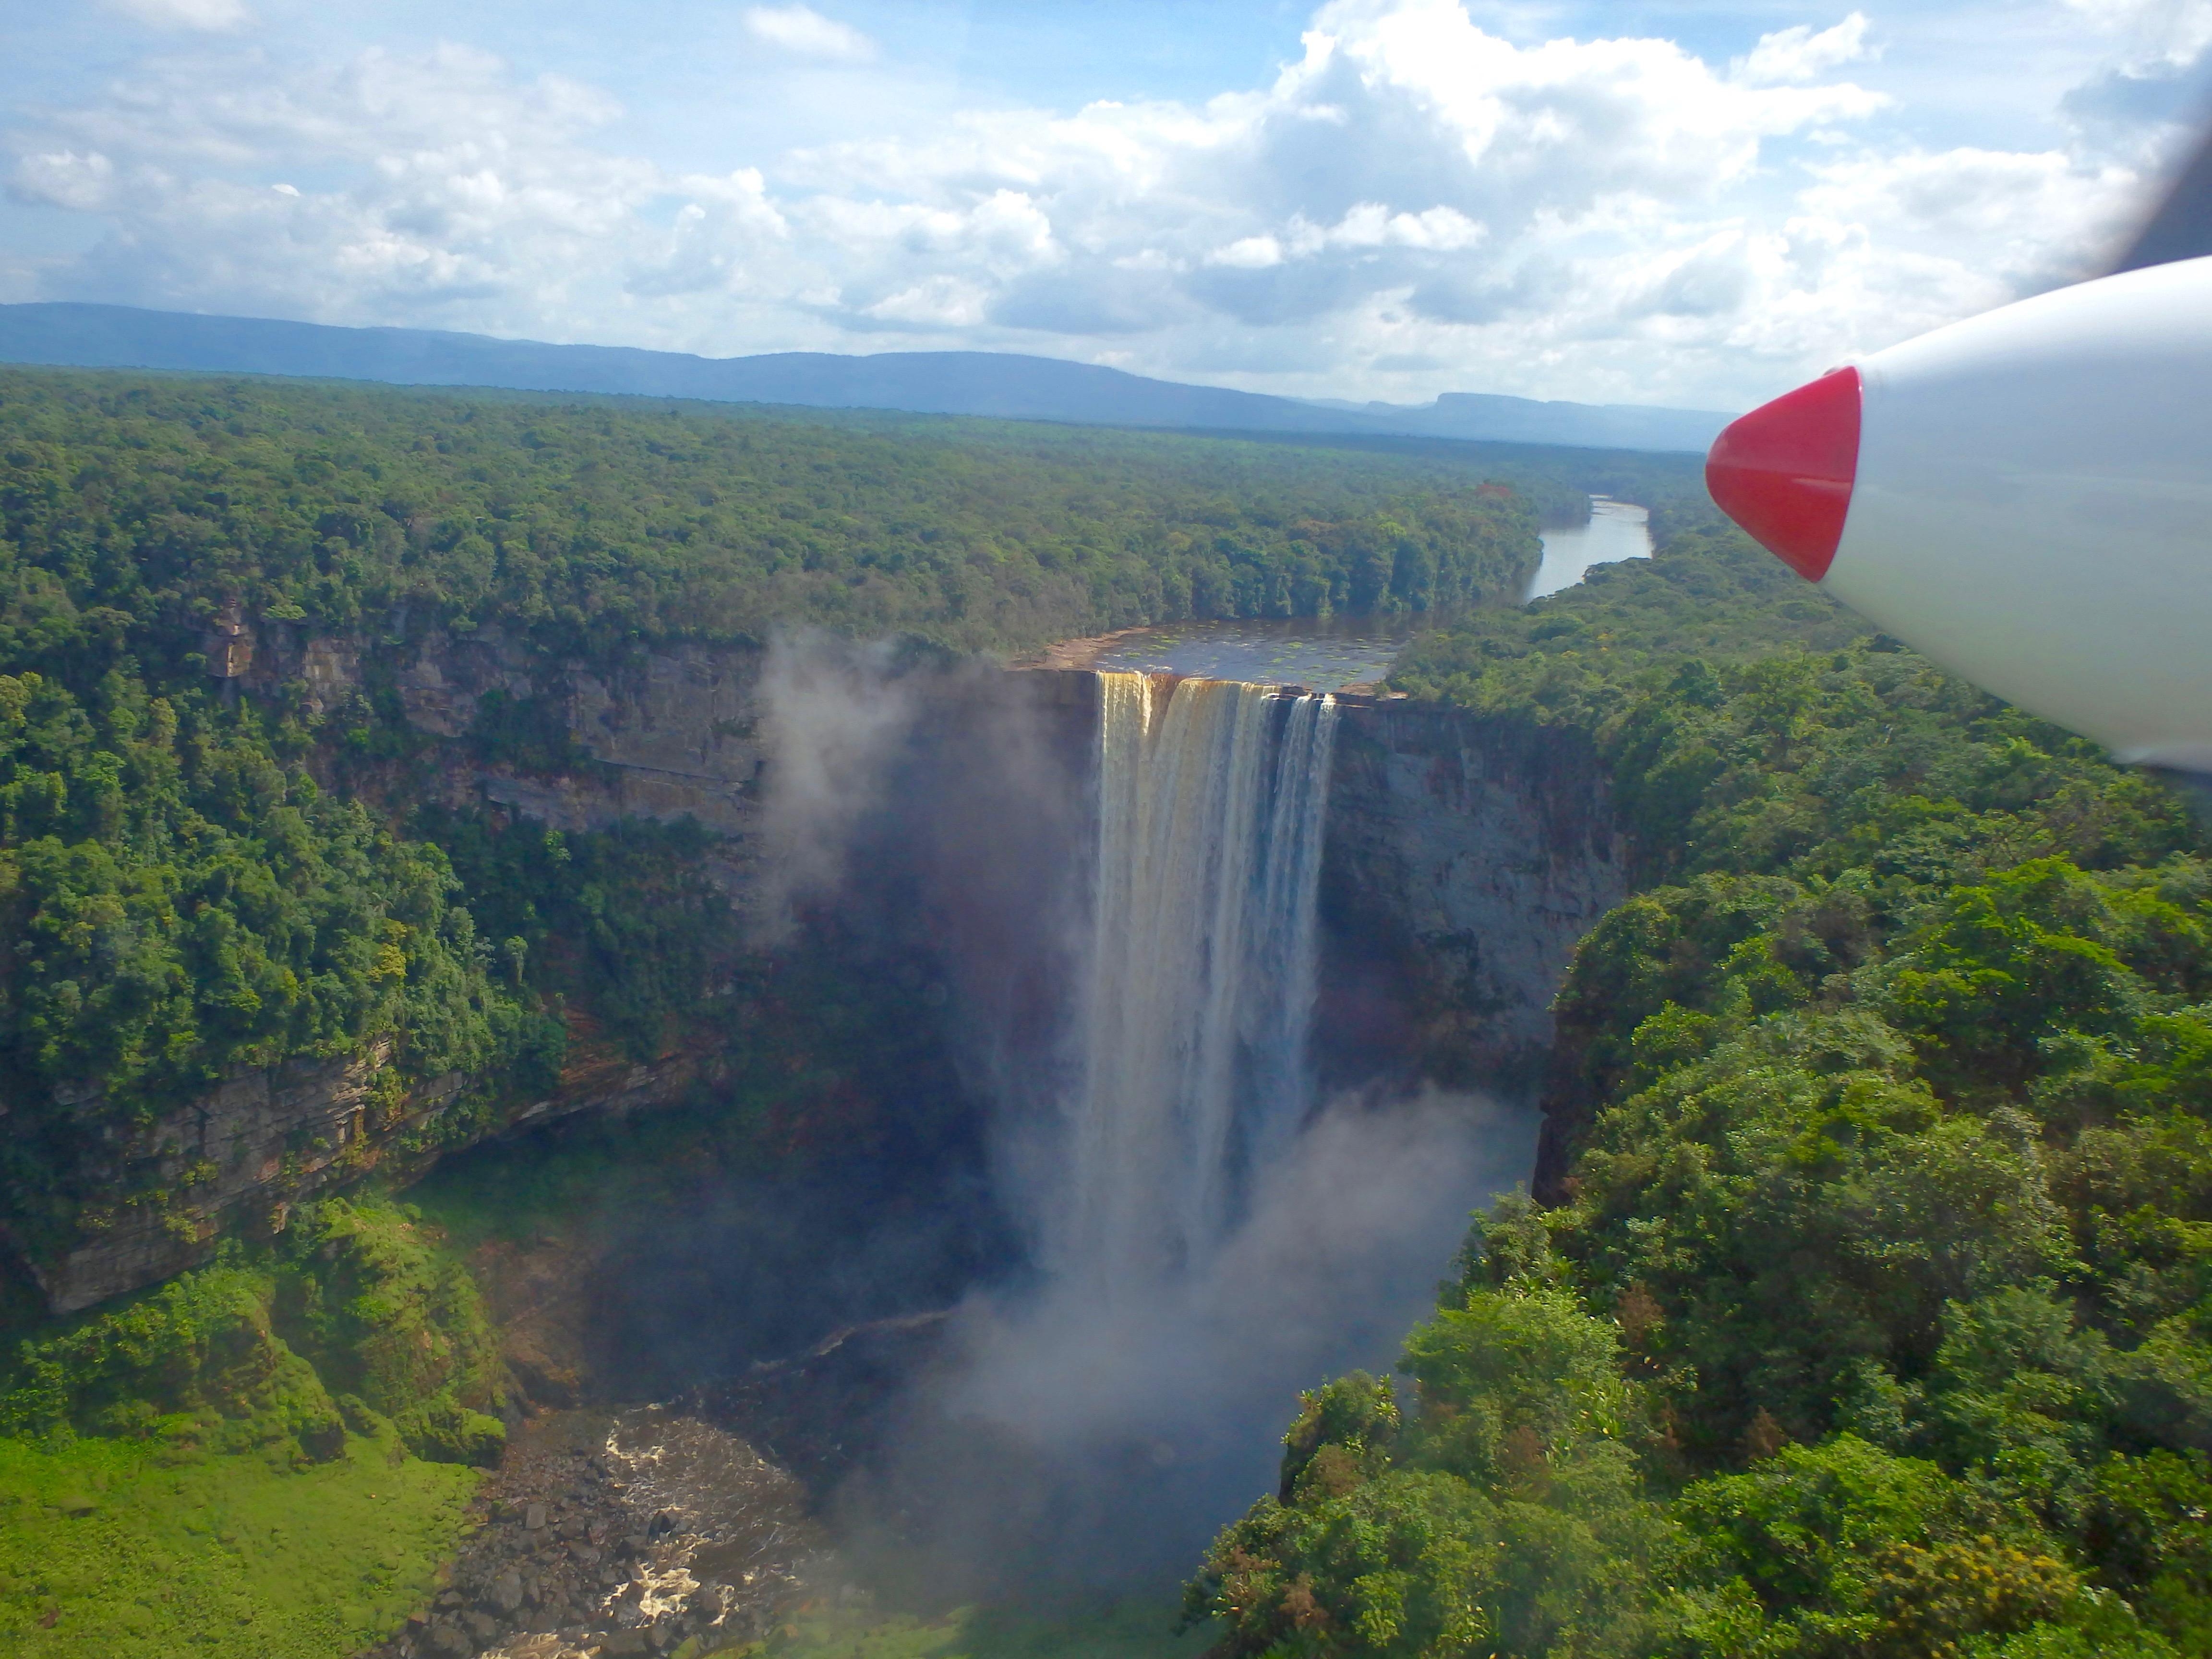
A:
1188,527,2212,1655
1385,517,1865,737
0,369,1541,673
0,664,548,1257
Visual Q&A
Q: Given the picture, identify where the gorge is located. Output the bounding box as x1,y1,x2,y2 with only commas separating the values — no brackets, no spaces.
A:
0,358,1636,1652
0,605,1628,1653
8,623,1623,1325
18,369,2198,1659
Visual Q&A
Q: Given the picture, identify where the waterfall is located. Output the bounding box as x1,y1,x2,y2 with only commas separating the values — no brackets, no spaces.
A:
1061,672,1340,1298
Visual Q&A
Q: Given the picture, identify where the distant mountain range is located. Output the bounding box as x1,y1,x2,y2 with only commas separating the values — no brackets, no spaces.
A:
0,302,1734,454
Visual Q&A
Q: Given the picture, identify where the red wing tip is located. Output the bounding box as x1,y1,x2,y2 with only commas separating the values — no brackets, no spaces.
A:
1706,365,1863,582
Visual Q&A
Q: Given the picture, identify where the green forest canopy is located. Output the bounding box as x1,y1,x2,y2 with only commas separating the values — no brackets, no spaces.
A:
23,363,2208,1659
1185,524,2212,1656
0,367,1555,673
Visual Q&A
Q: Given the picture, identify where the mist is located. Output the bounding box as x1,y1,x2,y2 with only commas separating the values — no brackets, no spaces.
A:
751,630,926,944
833,1089,1538,1598
733,651,1541,1601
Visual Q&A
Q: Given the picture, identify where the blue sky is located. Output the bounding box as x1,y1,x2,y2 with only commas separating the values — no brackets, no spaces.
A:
5,0,2210,409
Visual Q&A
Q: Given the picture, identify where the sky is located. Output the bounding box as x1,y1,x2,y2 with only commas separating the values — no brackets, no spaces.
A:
4,0,2211,411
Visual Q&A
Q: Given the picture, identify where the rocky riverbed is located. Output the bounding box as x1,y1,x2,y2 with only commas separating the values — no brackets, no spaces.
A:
370,1407,820,1659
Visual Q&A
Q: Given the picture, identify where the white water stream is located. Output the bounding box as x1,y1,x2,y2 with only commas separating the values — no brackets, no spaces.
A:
1059,673,1339,1299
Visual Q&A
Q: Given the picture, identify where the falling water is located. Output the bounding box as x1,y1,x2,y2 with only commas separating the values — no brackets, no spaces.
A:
1061,673,1339,1298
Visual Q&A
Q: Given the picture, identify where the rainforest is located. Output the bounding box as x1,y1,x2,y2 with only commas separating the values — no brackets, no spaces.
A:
0,366,2206,1659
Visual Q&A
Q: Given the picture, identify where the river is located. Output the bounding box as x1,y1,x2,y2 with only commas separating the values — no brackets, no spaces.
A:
1057,497,1654,689
1529,497,1653,598
1087,615,1409,690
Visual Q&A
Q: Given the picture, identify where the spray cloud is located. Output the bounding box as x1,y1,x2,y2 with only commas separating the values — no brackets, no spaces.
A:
752,630,923,943
832,673,1539,1596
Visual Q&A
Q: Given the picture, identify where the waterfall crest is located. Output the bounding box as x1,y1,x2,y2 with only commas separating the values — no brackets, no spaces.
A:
1061,672,1339,1298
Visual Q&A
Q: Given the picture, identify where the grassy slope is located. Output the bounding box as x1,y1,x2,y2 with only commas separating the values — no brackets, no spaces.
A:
0,1416,475,1654
0,1197,501,1657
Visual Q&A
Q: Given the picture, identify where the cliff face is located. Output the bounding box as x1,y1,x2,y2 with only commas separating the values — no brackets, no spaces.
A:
31,1041,401,1314
1317,697,1626,1109
402,631,768,845
17,625,776,1315
27,1014,722,1317
20,635,1625,1316
19,635,1084,1315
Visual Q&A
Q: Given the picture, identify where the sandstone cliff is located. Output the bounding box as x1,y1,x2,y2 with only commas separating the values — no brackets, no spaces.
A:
19,629,1628,1315
15,624,774,1314
1318,697,1625,1107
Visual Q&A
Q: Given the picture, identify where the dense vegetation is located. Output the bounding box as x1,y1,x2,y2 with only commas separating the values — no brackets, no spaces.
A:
1187,528,2212,1654
0,666,543,1257
0,368,1561,1652
0,369,1542,667
36,361,2202,1657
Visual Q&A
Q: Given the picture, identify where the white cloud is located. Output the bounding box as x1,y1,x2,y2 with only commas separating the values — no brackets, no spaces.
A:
742,5,875,62
3,0,2187,407
1206,235,1284,269
2060,0,2212,62
864,275,993,326
1800,144,2134,265
12,149,117,212
1734,13,1874,86
100,0,254,31
9,46,671,325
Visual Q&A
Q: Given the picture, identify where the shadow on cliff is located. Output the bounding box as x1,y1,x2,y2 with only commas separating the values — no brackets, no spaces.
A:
451,637,1096,1406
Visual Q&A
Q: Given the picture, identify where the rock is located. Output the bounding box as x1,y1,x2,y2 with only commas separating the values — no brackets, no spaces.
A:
488,1570,525,1615
600,1631,649,1658
464,1611,501,1643
428,1622,472,1658
1320,699,1625,1192
525,1502,547,1530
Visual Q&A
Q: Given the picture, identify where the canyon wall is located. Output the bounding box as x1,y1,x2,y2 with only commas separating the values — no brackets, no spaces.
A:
19,625,775,1315
26,1032,720,1315
20,628,1626,1315
1318,696,1626,1105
